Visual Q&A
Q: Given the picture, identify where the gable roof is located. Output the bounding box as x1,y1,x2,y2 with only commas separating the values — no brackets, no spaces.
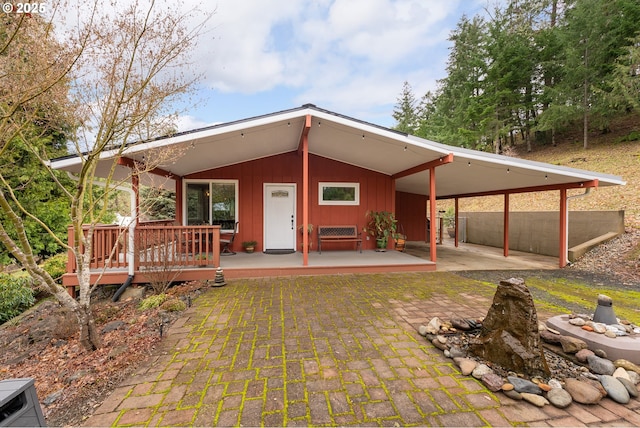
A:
50,104,625,197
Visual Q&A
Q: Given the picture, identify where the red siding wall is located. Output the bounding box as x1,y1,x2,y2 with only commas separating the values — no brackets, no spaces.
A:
185,151,394,251
395,191,427,241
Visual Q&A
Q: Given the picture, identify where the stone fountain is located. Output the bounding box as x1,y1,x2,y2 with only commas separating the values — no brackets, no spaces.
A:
469,277,550,378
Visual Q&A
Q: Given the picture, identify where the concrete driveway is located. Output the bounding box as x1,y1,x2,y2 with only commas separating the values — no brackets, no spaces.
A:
85,273,640,427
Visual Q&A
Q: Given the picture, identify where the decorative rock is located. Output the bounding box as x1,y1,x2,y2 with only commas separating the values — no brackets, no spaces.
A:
614,359,640,375
594,349,608,359
539,330,562,344
482,373,505,392
503,389,522,400
538,383,552,392
455,358,478,376
569,317,586,326
613,367,631,382
507,376,542,395
627,370,640,385
587,354,615,375
593,323,607,334
548,378,563,389
599,375,630,404
604,330,617,338
546,327,561,335
469,278,550,377
436,335,448,344
546,387,573,408
472,363,493,379
501,383,514,391
450,317,472,331
575,348,595,363
418,325,429,337
431,338,447,351
426,317,442,335
582,325,594,332
448,345,466,359
521,392,549,407
617,377,639,398
583,378,607,398
559,335,588,354
564,378,603,404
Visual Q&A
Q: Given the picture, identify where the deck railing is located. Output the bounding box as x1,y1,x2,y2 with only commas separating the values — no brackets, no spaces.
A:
66,224,221,273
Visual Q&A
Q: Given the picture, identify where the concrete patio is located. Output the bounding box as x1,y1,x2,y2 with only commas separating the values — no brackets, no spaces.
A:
85,271,640,427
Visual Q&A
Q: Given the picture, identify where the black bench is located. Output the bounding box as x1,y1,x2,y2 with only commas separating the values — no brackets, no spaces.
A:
317,225,362,254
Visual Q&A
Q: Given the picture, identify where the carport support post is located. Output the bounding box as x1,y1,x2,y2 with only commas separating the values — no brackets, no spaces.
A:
503,193,509,257
429,166,437,262
559,188,568,267
454,197,459,247
302,115,311,266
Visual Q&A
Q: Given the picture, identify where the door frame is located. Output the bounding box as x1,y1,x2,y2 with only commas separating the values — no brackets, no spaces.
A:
263,183,297,251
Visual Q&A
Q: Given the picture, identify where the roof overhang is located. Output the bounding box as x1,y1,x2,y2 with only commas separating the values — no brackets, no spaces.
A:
50,104,626,196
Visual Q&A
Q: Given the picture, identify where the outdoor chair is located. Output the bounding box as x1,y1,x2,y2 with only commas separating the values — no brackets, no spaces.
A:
220,222,239,255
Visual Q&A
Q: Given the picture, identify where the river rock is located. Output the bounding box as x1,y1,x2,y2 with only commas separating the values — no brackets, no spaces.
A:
436,335,448,344
507,376,543,394
451,317,472,331
503,389,522,400
599,375,630,404
594,349,608,359
418,325,429,336
482,373,505,392
583,378,607,398
448,345,466,358
627,370,640,385
569,317,586,326
614,359,640,375
425,317,442,335
546,387,572,408
521,392,549,407
564,378,603,404
472,363,493,379
431,338,447,351
587,354,615,375
559,335,588,354
539,330,562,344
613,367,631,381
469,278,550,377
454,358,478,376
592,323,607,334
604,330,617,338
617,377,639,398
575,348,595,363
548,378,563,389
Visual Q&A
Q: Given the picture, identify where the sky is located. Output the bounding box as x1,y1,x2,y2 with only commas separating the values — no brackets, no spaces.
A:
170,0,495,131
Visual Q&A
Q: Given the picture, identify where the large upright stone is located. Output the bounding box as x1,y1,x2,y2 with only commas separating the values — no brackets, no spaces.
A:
469,278,550,377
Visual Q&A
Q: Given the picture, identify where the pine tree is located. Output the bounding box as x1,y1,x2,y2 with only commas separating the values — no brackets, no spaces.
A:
392,81,418,133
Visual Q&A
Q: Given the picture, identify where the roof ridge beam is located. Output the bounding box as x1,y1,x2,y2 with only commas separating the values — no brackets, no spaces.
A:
297,114,312,155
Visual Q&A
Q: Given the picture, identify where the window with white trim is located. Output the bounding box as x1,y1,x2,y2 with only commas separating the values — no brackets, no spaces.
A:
186,180,238,231
318,182,360,206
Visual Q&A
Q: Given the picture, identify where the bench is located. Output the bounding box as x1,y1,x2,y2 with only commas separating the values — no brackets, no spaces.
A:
317,225,362,254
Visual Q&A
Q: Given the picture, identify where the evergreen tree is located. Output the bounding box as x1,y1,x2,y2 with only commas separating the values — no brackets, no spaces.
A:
392,81,418,133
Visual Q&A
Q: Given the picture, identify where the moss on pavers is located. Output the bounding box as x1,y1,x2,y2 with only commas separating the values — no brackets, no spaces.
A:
89,272,569,427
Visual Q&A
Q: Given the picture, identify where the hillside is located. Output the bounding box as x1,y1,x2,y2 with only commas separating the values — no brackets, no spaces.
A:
455,114,640,229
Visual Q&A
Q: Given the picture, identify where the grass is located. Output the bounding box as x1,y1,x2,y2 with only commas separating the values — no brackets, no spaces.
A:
457,113,640,229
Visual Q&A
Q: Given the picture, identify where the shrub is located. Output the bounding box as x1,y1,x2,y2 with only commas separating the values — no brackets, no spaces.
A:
42,253,68,281
0,274,35,323
138,293,168,311
160,298,186,312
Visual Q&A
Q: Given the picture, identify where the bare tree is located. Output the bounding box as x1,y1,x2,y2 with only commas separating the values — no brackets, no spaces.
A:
0,0,211,351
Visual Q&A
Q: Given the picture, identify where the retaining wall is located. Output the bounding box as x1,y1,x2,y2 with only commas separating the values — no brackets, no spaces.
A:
461,210,625,257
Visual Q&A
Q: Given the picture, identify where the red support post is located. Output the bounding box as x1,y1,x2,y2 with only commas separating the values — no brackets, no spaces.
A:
559,188,568,267
429,167,437,262
504,193,509,257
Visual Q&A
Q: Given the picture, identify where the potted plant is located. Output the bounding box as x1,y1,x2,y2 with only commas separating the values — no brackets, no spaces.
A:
242,240,257,253
298,224,313,250
443,207,456,238
365,210,397,251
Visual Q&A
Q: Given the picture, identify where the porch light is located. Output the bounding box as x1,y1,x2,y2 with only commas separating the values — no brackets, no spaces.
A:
467,161,471,166
507,168,510,173
362,134,365,139
404,146,407,151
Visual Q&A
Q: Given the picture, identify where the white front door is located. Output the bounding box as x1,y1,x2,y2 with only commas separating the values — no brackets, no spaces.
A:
264,184,296,252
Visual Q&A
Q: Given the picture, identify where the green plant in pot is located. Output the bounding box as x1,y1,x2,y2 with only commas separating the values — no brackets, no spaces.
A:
365,210,397,251
242,240,257,253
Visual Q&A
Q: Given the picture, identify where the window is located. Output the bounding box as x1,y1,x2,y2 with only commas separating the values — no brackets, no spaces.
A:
186,180,238,231
319,182,360,206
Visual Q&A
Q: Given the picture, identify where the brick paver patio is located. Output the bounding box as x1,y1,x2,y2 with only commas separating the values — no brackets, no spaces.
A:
85,272,640,427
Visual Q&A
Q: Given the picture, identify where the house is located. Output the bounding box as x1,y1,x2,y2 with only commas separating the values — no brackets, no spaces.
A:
50,104,625,292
